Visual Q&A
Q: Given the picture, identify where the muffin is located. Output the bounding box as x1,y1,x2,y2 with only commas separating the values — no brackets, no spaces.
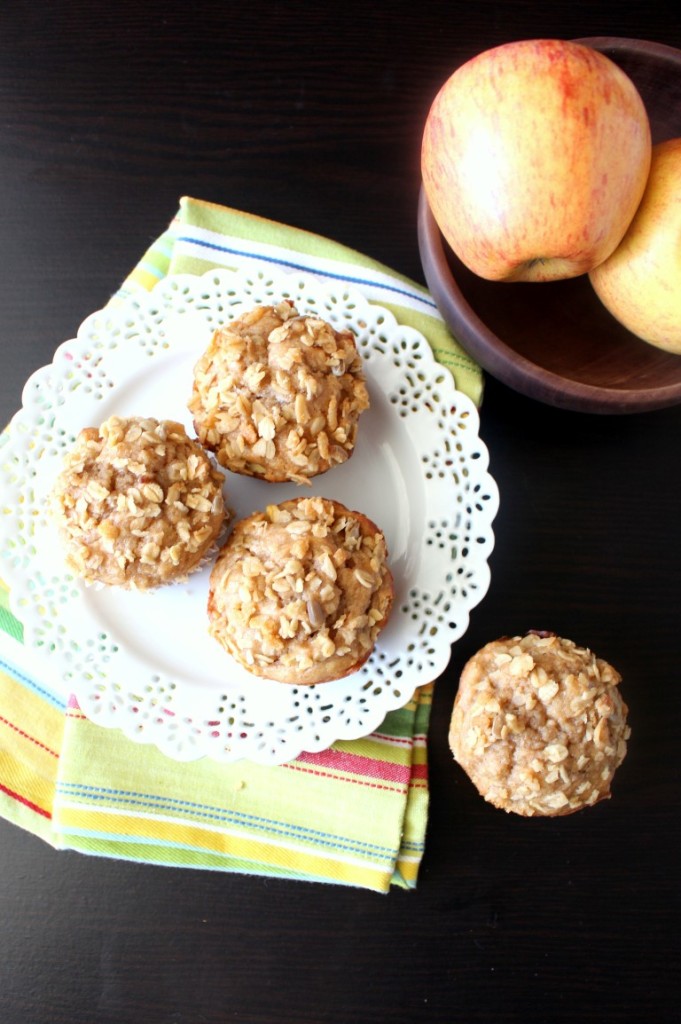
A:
449,632,630,816
51,415,226,589
188,301,369,484
207,496,393,684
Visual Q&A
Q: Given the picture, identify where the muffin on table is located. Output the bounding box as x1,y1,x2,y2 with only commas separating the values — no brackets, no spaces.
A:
207,496,393,685
51,415,226,589
188,301,369,484
449,632,630,816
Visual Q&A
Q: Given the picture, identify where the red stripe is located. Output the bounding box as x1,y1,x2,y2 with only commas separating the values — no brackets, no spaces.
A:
283,762,404,792
293,747,413,784
371,732,414,746
0,780,52,819
0,713,60,758
371,731,428,747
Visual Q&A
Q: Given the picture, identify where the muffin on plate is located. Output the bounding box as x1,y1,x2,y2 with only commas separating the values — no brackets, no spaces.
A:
449,632,630,816
188,301,369,484
51,415,226,589
207,496,393,684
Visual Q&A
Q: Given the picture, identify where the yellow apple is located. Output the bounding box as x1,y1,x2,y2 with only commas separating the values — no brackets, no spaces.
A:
421,39,652,282
589,138,681,354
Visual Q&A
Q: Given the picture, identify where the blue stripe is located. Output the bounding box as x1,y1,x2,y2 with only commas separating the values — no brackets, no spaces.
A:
57,780,397,857
137,259,166,280
56,839,374,885
175,235,439,311
58,819,395,862
0,654,66,710
399,840,427,853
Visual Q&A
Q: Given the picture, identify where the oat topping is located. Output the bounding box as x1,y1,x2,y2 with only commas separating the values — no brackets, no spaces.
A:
51,415,226,589
207,496,393,685
449,633,630,816
188,302,370,484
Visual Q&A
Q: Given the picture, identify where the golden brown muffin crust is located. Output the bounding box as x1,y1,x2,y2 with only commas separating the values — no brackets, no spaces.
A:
207,496,393,684
188,302,369,484
51,415,226,589
449,632,630,816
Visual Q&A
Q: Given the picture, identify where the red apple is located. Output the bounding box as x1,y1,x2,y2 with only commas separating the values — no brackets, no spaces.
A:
421,39,652,282
589,138,681,354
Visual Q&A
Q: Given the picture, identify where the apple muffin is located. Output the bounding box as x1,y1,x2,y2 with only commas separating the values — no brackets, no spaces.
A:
188,301,369,484
51,415,226,589
207,496,393,684
449,632,630,816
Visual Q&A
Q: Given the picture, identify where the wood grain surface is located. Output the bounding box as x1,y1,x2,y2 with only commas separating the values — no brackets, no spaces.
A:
1,2,680,1022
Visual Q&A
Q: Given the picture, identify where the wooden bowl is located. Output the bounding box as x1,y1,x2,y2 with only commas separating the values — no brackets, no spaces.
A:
417,37,681,414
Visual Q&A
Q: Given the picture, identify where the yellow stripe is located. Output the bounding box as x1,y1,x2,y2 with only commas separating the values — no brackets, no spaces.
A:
57,807,390,891
331,734,418,765
0,670,63,773
411,746,428,768
394,856,421,887
0,749,55,818
122,267,162,293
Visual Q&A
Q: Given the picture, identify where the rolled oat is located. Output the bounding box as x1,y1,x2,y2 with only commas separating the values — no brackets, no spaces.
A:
188,302,369,484
51,415,226,589
448,632,630,816
207,496,393,684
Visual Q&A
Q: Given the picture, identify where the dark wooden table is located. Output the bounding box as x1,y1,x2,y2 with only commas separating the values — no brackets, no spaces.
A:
2,2,680,1022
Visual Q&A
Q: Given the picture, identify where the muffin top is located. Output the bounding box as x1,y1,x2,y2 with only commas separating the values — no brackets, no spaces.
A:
449,632,630,816
51,415,226,589
188,301,369,484
207,496,393,685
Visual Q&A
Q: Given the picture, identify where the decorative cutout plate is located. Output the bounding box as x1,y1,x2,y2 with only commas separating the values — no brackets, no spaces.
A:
0,267,498,764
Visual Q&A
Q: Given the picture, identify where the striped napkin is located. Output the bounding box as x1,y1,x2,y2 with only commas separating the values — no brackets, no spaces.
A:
0,198,482,892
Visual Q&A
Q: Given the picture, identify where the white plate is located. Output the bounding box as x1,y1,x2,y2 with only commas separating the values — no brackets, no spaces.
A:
0,267,498,764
